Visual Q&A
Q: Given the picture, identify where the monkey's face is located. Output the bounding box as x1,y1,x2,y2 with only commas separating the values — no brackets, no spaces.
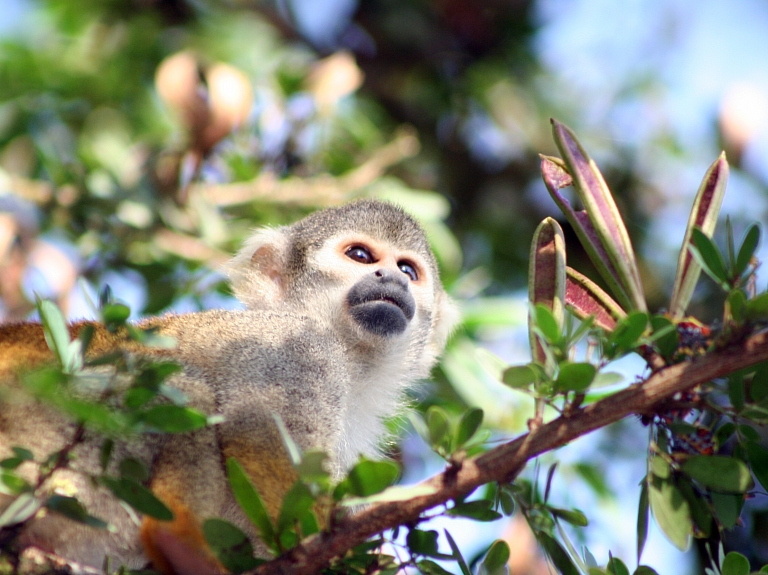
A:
310,233,438,340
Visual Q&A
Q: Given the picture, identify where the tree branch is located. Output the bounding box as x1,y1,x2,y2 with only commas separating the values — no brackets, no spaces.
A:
253,328,768,575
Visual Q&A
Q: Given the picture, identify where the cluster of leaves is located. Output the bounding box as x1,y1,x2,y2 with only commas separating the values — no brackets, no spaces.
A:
0,294,212,542
201,404,508,575
480,121,768,573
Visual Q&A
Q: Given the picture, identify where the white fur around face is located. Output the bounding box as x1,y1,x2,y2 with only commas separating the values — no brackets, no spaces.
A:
226,226,459,472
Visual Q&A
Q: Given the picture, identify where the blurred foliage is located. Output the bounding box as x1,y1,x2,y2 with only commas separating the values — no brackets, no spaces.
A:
4,1,768,574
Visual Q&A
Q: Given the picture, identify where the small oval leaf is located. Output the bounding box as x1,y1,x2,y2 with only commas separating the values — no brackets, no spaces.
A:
649,477,691,551
226,458,276,549
347,459,399,497
555,362,596,392
735,224,760,279
456,408,483,448
481,540,510,573
45,494,107,529
721,551,750,575
426,406,450,449
502,365,537,389
100,477,173,520
203,518,260,574
139,405,207,433
680,455,753,493
690,228,729,287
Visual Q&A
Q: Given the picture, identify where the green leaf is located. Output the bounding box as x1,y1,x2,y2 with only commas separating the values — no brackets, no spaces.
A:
680,455,753,493
669,153,729,317
100,477,173,520
225,458,276,550
119,458,149,482
637,480,649,563
710,492,742,529
406,529,442,558
649,456,670,479
721,551,750,575
728,290,747,324
426,406,450,450
535,304,562,344
38,299,74,371
295,450,330,483
347,459,399,497
45,495,107,529
735,224,760,279
676,476,713,538
102,303,131,325
555,362,596,392
138,405,207,433
479,540,510,575
11,447,33,462
276,480,316,538
550,507,588,527
1,472,31,495
502,365,537,389
592,371,624,388
0,458,24,471
607,556,630,575
124,387,155,410
498,488,515,515
417,560,454,575
753,363,768,402
0,493,40,527
746,292,768,320
729,372,745,413
715,423,736,448
409,412,431,446
574,463,612,498
608,311,648,352
745,441,768,492
690,228,729,288
447,500,502,522
537,532,580,575
456,408,483,448
649,477,691,551
444,529,472,575
99,439,113,471
633,567,660,575
738,424,759,442
136,362,183,392
203,518,261,574
650,315,678,359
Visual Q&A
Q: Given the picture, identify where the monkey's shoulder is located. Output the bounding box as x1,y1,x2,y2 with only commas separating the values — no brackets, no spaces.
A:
151,309,348,381
154,308,334,345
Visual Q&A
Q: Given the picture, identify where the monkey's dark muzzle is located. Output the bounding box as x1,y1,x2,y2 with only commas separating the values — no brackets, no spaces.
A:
347,277,416,337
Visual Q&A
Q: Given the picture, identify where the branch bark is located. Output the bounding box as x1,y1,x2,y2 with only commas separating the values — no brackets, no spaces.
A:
254,328,768,575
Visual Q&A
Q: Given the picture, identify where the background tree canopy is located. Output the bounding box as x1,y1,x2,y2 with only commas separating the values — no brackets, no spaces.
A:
2,1,768,574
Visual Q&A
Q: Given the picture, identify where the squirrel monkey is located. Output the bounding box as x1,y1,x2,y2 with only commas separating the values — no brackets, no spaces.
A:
0,200,458,573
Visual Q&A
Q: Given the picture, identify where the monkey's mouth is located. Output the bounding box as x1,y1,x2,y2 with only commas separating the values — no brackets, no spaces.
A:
347,286,416,337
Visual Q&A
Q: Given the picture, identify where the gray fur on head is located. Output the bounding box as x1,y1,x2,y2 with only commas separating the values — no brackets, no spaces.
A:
226,199,442,309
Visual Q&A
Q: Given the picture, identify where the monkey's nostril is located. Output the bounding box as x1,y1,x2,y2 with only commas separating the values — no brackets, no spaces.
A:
375,269,383,277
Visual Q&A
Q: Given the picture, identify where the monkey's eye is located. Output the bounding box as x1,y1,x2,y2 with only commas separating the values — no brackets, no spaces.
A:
346,246,374,264
398,261,418,281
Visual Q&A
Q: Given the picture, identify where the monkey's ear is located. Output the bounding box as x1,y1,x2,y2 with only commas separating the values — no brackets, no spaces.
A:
429,291,460,357
225,228,290,308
